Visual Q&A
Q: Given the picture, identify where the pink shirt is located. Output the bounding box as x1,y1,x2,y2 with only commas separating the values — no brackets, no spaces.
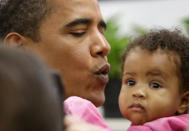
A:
64,96,189,131
127,114,189,131
64,96,112,131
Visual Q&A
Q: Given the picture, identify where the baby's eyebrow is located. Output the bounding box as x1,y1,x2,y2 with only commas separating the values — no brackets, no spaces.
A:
123,72,136,76
146,70,166,80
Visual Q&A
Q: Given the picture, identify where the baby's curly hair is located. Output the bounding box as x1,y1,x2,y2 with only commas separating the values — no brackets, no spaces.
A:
0,0,52,42
122,29,189,92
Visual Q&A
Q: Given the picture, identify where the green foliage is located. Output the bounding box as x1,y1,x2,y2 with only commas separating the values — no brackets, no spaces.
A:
105,15,189,79
105,17,130,78
131,24,148,36
105,17,147,78
183,17,189,36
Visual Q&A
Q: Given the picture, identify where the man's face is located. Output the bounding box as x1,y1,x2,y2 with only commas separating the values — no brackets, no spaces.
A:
119,47,181,125
24,0,110,107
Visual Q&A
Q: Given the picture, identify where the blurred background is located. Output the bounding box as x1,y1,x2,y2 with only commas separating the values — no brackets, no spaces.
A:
98,0,189,130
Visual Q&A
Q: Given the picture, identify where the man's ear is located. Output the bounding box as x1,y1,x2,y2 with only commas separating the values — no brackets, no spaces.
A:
4,32,26,47
177,91,189,114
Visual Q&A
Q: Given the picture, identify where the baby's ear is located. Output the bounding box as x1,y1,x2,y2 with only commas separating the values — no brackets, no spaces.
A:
177,91,189,114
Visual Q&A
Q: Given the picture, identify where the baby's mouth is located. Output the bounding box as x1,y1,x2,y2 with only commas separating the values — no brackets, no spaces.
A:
129,103,145,112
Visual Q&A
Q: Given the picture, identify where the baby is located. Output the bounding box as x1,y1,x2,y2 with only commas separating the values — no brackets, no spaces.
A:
64,29,189,131
120,29,189,130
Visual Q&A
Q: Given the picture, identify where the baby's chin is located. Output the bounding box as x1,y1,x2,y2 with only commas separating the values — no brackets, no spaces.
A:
129,115,147,125
131,120,145,126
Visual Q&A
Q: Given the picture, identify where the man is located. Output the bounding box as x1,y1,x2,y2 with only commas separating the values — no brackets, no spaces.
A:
0,0,110,107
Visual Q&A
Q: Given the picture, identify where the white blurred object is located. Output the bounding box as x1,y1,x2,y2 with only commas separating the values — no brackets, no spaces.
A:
99,0,189,35
104,118,131,131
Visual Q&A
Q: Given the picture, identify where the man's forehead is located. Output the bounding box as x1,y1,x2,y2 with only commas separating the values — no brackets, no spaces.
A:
49,0,102,22
52,0,99,10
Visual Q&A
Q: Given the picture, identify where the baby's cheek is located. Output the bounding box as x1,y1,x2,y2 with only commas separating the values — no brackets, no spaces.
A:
146,102,176,122
118,93,128,117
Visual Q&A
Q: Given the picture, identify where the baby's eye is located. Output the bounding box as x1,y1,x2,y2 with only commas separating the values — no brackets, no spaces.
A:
150,82,161,89
126,80,136,86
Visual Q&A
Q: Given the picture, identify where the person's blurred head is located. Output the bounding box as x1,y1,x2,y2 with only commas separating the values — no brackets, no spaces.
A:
0,46,63,131
0,0,110,107
119,29,189,125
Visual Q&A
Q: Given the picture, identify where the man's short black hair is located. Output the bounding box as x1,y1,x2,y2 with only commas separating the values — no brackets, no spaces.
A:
122,29,189,92
0,0,52,41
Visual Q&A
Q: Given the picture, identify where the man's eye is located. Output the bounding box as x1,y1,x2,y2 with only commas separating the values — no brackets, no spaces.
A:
126,80,136,86
99,28,105,35
69,32,86,37
150,82,161,89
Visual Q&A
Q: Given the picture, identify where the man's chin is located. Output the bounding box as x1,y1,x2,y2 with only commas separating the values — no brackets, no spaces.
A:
89,93,105,107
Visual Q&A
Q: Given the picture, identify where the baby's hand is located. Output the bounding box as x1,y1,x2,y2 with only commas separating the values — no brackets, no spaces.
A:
64,115,103,131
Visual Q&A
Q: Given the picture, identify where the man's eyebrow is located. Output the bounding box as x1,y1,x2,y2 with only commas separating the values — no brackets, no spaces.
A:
99,20,107,30
65,18,91,27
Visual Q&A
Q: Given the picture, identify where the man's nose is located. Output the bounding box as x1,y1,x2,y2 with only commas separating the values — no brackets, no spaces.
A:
90,30,110,57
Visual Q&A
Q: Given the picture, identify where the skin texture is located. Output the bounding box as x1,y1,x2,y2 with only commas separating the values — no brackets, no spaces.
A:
7,0,110,107
119,47,183,125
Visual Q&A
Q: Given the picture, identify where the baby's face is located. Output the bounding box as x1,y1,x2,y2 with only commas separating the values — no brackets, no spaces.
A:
119,47,182,125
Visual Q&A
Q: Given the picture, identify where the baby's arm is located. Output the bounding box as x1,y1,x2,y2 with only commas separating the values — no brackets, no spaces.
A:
64,96,112,131
64,115,103,131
